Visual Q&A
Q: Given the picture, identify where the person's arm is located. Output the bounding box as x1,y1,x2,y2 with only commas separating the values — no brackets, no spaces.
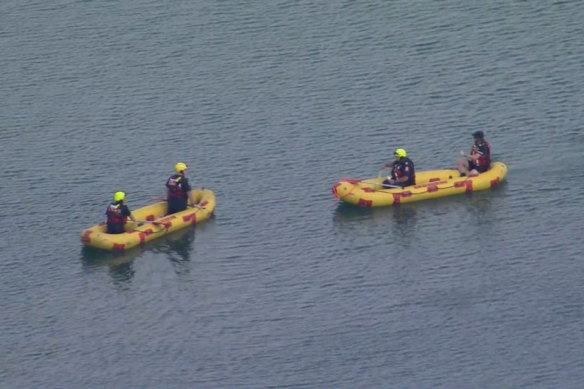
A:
183,178,197,207
460,147,482,162
187,190,197,207
123,205,142,224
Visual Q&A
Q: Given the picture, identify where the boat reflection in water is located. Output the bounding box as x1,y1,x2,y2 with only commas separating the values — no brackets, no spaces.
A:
80,224,198,284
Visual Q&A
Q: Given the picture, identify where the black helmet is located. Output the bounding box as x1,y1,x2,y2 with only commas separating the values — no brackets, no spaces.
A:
472,131,484,139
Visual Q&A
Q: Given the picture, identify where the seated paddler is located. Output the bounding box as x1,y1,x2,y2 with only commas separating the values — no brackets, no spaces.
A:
380,148,416,188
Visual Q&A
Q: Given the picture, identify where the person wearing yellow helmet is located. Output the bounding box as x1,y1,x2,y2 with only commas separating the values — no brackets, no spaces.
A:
105,191,139,234
166,162,196,214
380,148,416,188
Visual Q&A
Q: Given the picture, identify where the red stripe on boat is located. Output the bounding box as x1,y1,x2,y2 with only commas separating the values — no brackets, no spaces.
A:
429,177,441,182
392,193,401,205
465,180,473,193
112,243,125,251
332,183,342,198
490,177,500,187
427,185,438,192
199,200,209,207
401,191,412,197
139,232,147,244
146,215,155,221
81,230,92,243
358,199,372,207
362,187,375,193
182,213,197,225
454,181,465,188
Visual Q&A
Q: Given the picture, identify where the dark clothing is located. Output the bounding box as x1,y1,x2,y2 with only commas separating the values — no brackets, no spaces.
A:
391,157,416,186
469,140,491,173
380,157,415,189
166,173,192,214
105,202,131,234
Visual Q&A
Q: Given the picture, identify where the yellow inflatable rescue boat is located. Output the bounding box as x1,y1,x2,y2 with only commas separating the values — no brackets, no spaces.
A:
81,189,215,251
332,162,507,207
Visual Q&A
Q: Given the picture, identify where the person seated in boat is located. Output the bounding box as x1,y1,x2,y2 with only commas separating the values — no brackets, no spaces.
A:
106,192,139,234
380,148,416,188
457,130,491,177
166,162,197,214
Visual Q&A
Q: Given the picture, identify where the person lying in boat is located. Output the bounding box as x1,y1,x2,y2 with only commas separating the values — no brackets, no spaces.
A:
106,192,139,234
166,162,197,214
457,130,491,177
380,148,416,188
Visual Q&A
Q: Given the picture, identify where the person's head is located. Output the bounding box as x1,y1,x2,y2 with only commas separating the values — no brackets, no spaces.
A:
113,191,126,203
472,131,485,143
394,148,407,160
174,162,188,174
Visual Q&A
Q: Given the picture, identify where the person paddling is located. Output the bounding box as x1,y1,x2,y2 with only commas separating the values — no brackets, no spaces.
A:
106,192,139,234
457,131,491,177
166,162,196,214
380,148,416,188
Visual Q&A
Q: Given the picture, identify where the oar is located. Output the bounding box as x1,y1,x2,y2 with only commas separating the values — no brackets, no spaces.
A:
341,178,402,189
151,196,205,209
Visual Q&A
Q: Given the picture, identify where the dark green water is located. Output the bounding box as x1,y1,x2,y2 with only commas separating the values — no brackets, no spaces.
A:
1,1,583,388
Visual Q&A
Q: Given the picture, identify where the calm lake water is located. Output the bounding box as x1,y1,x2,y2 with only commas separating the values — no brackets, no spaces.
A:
1,1,583,388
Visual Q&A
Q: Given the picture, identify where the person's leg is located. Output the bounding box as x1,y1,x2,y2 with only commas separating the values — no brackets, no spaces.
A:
167,198,179,214
107,223,124,234
457,158,469,176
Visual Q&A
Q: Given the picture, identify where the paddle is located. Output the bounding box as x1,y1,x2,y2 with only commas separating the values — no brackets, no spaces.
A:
341,178,402,189
151,196,205,209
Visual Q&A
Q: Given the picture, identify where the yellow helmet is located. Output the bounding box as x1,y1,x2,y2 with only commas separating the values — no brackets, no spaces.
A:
113,191,126,202
394,148,407,158
174,162,188,172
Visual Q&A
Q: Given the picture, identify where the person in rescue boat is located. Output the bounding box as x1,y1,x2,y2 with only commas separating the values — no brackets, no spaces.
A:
105,192,139,234
166,162,196,214
380,148,416,188
457,130,491,177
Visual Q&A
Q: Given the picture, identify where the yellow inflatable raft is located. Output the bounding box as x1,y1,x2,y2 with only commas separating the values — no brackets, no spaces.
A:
81,189,215,251
332,162,507,207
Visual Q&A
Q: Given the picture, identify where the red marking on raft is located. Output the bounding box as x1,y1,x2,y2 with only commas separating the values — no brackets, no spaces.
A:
146,215,155,221
199,200,209,207
490,177,500,188
81,230,92,243
465,180,473,193
332,183,341,198
427,185,438,193
182,213,197,225
401,191,412,197
429,177,441,182
112,243,125,251
362,187,375,193
158,221,172,229
358,199,372,207
392,193,401,205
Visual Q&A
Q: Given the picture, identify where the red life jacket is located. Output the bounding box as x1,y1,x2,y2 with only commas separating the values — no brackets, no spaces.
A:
166,174,187,199
106,203,127,225
471,141,491,168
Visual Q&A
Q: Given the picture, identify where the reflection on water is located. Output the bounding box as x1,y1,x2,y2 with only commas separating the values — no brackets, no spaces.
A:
150,226,196,278
80,226,197,283
333,201,420,248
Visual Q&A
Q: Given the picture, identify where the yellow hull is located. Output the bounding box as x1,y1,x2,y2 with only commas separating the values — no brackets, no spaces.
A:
81,189,216,251
332,162,507,207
